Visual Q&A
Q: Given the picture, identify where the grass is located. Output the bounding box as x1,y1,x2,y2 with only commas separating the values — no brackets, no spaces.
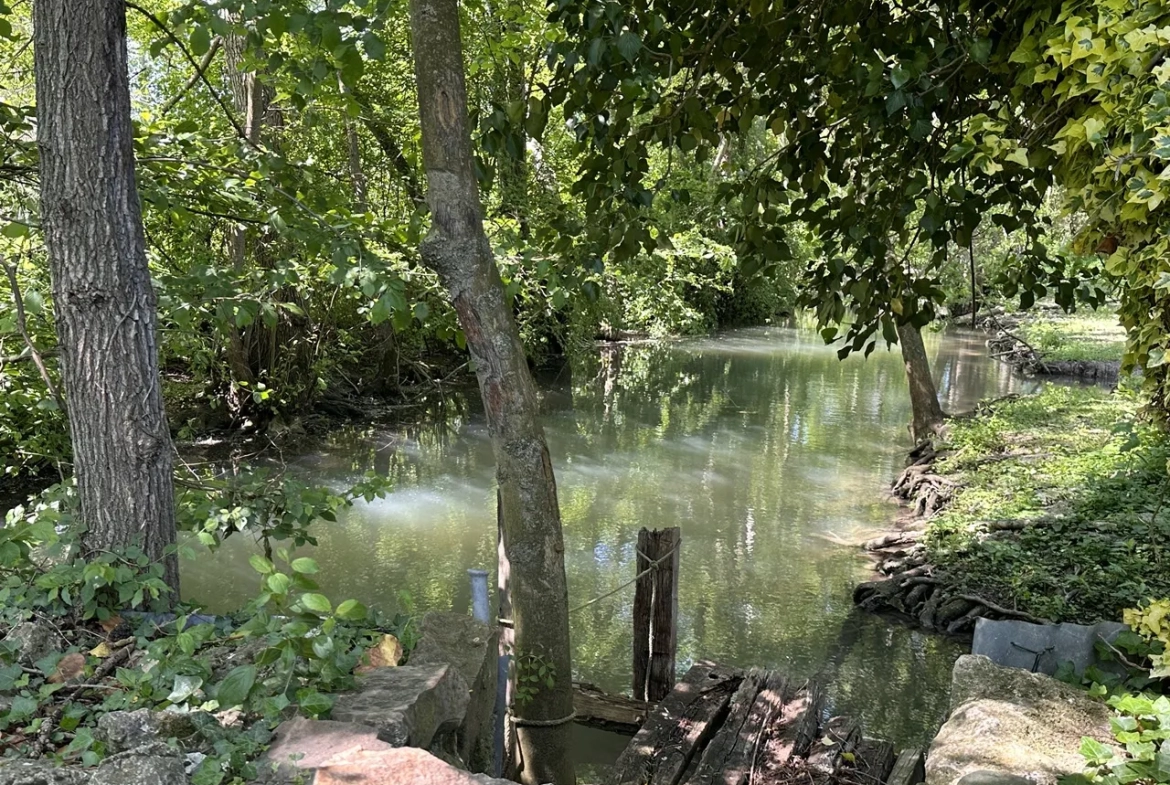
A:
925,385,1170,623
1015,308,1127,364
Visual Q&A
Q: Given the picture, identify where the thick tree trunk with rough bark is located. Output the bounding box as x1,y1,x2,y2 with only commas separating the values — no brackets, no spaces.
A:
409,2,575,783
896,321,946,444
34,0,178,590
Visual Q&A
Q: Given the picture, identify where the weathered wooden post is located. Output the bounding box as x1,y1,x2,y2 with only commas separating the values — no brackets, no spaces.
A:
632,527,681,702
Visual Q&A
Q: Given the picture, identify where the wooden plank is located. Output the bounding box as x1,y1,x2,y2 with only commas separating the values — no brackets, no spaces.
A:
608,661,744,785
885,748,925,785
750,680,824,782
648,527,681,702
804,716,858,778
632,528,653,700
840,738,896,785
573,681,652,735
683,670,789,785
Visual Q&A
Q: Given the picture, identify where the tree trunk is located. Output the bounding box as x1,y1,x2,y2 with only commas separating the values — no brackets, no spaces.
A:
409,2,575,783
34,0,178,591
896,321,946,444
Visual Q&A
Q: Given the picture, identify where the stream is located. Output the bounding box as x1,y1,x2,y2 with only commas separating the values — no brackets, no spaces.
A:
180,325,1039,770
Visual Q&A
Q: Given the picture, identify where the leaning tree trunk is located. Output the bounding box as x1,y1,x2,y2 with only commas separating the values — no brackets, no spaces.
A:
896,321,946,444
33,0,178,591
409,2,575,783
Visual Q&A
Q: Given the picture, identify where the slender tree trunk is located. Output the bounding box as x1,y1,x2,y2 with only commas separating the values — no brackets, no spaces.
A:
34,0,178,590
896,321,946,443
409,2,575,783
338,79,369,213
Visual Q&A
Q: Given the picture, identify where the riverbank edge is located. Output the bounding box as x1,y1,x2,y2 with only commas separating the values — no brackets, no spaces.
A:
853,311,1147,635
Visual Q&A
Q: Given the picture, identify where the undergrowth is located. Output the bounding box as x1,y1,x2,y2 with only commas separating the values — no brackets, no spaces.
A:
925,385,1170,623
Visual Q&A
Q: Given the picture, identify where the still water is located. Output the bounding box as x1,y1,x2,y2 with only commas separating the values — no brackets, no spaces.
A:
182,326,1036,759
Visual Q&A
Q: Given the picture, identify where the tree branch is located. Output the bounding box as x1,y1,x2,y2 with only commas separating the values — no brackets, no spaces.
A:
3,258,66,412
124,3,255,150
159,36,223,116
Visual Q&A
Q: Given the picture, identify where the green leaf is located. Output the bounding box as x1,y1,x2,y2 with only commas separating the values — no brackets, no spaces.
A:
1,221,28,238
190,25,211,57
23,289,43,316
168,674,203,704
249,555,275,575
267,573,292,595
616,31,641,62
291,557,319,574
296,688,333,717
301,593,332,615
362,31,385,60
1079,736,1114,765
215,665,257,708
335,599,367,621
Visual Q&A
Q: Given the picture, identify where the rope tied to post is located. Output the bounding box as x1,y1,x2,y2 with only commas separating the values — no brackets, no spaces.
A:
567,540,680,614
507,709,579,727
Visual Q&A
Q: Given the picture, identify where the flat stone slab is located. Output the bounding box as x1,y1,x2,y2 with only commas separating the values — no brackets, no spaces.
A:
926,655,1117,785
331,663,470,749
313,747,515,785
971,618,1128,676
263,717,396,780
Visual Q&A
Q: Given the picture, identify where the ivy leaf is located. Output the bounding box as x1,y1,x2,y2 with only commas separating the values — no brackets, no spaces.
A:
168,674,203,704
296,688,333,717
215,665,256,708
1079,736,1114,765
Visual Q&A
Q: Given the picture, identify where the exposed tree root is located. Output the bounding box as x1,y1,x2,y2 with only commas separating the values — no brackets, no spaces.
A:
855,431,1056,635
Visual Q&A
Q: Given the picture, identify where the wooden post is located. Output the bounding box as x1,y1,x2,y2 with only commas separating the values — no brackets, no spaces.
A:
632,527,681,702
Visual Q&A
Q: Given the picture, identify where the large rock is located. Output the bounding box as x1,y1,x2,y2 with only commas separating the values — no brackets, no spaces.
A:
331,663,470,749
90,744,187,785
926,655,1117,785
262,717,396,781
0,760,91,785
411,612,498,772
96,709,201,753
4,621,66,666
313,747,515,785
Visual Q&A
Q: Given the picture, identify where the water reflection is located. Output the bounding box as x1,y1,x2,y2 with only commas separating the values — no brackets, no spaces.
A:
181,326,1035,750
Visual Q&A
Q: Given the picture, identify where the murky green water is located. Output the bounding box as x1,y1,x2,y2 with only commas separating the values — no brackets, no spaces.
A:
182,326,1035,755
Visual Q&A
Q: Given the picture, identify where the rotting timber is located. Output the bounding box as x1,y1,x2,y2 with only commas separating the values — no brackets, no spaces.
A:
605,660,925,785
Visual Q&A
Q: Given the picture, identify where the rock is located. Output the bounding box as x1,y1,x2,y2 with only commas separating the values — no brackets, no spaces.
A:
925,655,1117,785
261,717,395,781
971,618,1128,677
90,744,187,785
957,772,1036,785
0,760,91,785
96,709,201,753
410,612,498,773
4,621,66,666
313,747,516,785
331,663,470,749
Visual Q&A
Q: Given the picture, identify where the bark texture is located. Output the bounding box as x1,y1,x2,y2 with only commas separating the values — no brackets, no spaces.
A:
409,2,575,782
896,321,946,444
34,0,178,589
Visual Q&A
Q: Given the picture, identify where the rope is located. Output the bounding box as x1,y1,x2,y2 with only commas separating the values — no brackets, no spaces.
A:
568,541,680,614
508,709,578,728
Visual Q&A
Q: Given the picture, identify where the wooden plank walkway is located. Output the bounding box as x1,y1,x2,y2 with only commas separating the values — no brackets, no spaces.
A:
606,661,925,785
